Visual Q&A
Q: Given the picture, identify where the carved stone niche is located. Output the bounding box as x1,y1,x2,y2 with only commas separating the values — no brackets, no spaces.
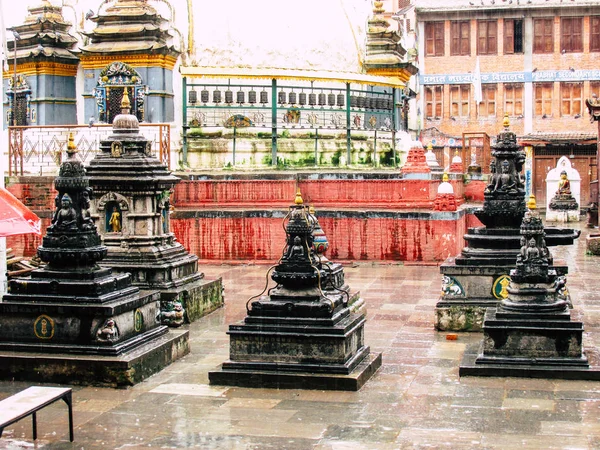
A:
97,192,129,235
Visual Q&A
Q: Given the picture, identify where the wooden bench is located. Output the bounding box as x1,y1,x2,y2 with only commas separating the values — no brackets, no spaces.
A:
0,386,73,442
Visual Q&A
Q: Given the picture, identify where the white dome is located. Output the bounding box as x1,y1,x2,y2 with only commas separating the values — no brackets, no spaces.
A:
437,182,454,195
187,0,371,73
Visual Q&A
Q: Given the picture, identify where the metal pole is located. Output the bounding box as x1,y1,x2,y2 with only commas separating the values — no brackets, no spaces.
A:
271,78,277,167
182,77,188,167
314,128,318,165
391,88,396,168
346,83,351,165
374,129,377,167
12,31,19,126
233,126,236,166
597,119,600,226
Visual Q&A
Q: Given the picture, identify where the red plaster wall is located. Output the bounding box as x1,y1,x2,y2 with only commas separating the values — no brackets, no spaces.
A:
171,214,469,263
6,176,476,263
173,179,467,209
464,180,486,202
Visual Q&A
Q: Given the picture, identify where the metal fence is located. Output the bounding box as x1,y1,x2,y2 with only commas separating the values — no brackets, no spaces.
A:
7,124,172,176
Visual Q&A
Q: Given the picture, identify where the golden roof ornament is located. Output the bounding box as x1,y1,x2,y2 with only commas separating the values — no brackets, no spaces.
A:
442,172,449,183
427,142,433,151
294,188,303,205
503,112,510,130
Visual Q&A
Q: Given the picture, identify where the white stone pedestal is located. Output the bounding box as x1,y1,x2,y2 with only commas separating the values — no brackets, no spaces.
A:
545,156,580,222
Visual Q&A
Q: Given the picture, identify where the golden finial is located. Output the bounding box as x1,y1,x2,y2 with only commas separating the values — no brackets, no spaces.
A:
121,88,131,113
442,172,449,183
526,194,537,210
503,112,510,129
66,132,77,155
427,142,433,151
308,205,315,214
294,188,303,205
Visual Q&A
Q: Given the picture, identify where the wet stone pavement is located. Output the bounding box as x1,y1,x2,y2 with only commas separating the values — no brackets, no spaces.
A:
2,225,600,449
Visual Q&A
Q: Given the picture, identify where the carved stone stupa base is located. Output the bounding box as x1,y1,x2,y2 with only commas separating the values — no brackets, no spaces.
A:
210,194,381,391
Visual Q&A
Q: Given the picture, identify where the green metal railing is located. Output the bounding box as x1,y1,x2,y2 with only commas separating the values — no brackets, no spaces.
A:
182,78,397,168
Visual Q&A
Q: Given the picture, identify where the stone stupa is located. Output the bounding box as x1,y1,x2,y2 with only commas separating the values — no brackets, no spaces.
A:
436,115,579,331
0,133,189,386
460,206,599,380
86,89,223,325
209,191,380,390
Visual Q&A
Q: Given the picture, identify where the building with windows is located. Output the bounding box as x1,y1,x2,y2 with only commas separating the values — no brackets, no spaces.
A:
416,0,600,206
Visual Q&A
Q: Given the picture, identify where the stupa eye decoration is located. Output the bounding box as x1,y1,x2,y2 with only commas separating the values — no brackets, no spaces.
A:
94,62,147,124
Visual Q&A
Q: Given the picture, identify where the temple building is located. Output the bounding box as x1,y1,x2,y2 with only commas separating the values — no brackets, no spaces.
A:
2,0,79,126
3,0,418,170
416,0,600,207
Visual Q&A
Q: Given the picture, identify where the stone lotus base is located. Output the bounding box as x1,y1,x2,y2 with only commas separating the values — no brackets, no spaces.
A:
546,209,580,223
0,329,190,387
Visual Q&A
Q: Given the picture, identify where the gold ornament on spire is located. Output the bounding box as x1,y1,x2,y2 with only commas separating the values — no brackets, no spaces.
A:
442,172,449,183
66,132,77,156
121,88,131,113
294,188,303,205
503,112,510,129
526,194,537,210
427,142,433,151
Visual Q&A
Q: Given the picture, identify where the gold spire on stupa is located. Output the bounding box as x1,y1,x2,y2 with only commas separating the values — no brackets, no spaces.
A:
294,188,303,205
526,194,537,210
503,112,510,129
121,88,131,114
66,132,77,156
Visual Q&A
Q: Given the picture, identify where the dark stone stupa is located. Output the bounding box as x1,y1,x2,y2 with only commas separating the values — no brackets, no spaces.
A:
209,191,381,391
435,115,579,331
460,208,599,380
0,134,189,387
86,89,223,325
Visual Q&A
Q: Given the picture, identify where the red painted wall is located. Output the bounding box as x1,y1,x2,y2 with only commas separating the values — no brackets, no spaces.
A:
171,211,469,263
6,176,478,263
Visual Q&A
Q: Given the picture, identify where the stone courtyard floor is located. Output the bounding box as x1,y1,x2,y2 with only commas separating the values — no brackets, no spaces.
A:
1,224,600,449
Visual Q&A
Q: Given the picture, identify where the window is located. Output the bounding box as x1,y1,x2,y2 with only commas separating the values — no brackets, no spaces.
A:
590,81,600,99
479,85,497,117
504,19,523,54
591,17,600,52
451,21,470,56
534,83,553,117
425,22,444,56
561,17,583,53
477,20,497,55
450,85,470,117
533,18,554,53
504,84,523,116
425,85,443,118
560,82,582,116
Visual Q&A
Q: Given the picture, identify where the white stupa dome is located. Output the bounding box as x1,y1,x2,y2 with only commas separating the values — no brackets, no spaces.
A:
186,0,371,73
437,174,454,194
451,151,462,164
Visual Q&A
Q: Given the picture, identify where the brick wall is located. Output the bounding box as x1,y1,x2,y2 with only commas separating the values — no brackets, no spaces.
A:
421,15,600,137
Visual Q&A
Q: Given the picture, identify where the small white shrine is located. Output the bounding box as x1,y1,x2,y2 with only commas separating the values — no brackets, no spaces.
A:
545,156,581,222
